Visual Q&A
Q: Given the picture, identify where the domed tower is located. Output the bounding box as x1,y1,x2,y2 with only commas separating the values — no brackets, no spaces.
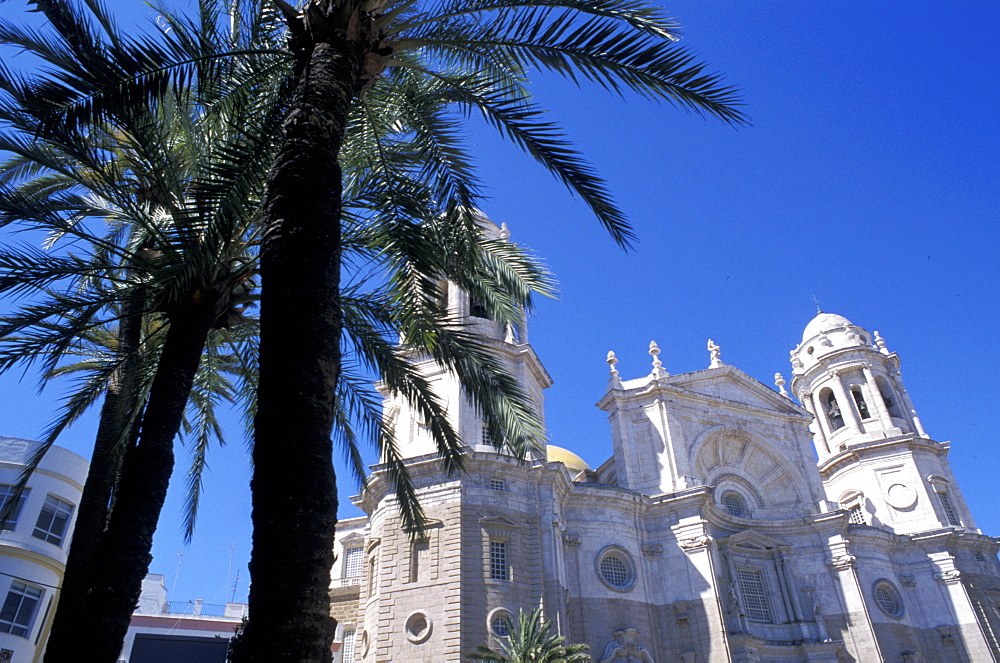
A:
790,312,976,535
377,214,552,459
790,312,925,459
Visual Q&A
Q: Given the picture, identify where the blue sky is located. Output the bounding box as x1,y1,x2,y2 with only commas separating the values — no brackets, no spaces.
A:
0,1,997,606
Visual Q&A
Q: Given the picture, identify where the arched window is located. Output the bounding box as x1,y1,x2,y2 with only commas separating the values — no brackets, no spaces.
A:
876,376,902,418
821,389,844,430
851,386,870,419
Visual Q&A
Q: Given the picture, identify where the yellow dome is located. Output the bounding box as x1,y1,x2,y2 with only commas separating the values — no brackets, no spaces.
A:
546,445,590,471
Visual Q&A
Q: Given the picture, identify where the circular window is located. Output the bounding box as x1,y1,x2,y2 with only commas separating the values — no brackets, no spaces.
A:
405,610,432,643
873,580,904,618
722,492,747,517
596,547,636,591
491,615,510,637
487,608,512,638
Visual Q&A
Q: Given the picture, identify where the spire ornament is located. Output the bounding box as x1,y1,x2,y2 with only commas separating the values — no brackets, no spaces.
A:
874,331,890,355
498,222,511,241
707,339,723,369
607,351,623,388
649,341,668,378
774,372,789,397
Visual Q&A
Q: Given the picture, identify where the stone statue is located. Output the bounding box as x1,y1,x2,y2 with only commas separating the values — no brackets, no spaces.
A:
708,339,723,368
600,628,655,662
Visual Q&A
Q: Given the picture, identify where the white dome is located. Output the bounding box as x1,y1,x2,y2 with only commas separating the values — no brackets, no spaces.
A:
801,313,853,343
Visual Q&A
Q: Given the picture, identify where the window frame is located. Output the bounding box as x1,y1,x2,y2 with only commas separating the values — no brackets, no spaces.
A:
736,567,773,623
0,484,29,532
32,494,74,546
595,546,636,592
489,540,508,581
0,580,43,638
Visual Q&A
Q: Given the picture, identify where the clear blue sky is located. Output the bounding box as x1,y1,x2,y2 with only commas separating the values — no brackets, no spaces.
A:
0,1,997,606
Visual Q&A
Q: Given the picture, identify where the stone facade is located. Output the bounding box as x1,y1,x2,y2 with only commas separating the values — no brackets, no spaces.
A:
328,223,1000,663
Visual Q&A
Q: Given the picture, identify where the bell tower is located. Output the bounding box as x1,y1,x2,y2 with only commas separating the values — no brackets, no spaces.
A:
377,215,552,460
790,312,976,535
789,312,926,459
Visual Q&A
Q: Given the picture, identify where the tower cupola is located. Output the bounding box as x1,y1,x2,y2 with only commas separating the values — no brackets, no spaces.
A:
790,312,926,459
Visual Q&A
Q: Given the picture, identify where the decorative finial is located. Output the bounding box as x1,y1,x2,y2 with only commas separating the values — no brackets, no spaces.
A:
498,222,511,241
607,351,622,388
774,372,788,397
810,295,823,314
707,339,723,369
649,341,668,378
873,331,889,355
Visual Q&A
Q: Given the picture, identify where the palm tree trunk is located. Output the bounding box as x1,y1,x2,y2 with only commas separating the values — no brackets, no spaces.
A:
67,299,217,662
43,289,145,663
239,22,364,662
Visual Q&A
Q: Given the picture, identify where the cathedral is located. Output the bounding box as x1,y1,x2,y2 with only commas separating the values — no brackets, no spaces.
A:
327,221,1000,662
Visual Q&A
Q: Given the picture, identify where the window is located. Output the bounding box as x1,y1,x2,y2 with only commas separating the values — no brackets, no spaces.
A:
596,547,635,591
822,389,844,430
600,555,630,588
939,491,961,527
848,504,866,525
489,541,508,581
340,628,356,662
0,485,28,531
489,478,506,492
873,580,904,617
343,547,364,578
737,569,772,622
32,495,73,546
470,298,490,320
722,492,747,517
367,555,377,596
0,582,42,638
851,386,870,419
491,614,510,637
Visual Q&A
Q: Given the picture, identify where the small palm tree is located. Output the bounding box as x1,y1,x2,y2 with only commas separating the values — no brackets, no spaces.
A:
469,608,591,662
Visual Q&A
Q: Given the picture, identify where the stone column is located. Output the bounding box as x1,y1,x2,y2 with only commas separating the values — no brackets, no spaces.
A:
829,373,862,434
861,365,893,428
801,392,830,456
893,370,927,437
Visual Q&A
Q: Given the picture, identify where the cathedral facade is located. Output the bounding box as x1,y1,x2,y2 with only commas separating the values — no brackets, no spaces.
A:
328,228,1000,663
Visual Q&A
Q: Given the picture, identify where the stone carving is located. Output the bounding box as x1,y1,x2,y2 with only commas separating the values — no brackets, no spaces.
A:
708,339,723,369
934,569,962,584
899,574,916,588
901,650,922,662
649,341,668,378
562,532,581,547
874,331,889,354
600,628,654,663
774,372,788,396
827,553,856,570
679,535,712,551
641,543,663,556
607,351,619,378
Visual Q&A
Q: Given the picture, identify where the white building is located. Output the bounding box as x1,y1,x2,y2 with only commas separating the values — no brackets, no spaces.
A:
328,222,1000,662
0,436,87,662
118,573,246,663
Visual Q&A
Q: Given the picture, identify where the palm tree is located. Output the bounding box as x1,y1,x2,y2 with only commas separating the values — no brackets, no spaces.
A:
468,608,591,662
243,0,746,658
3,0,746,658
0,2,276,656
2,2,554,659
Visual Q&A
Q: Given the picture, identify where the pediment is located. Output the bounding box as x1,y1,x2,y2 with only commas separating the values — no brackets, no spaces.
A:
668,366,808,417
479,515,518,529
725,529,788,551
340,532,365,545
